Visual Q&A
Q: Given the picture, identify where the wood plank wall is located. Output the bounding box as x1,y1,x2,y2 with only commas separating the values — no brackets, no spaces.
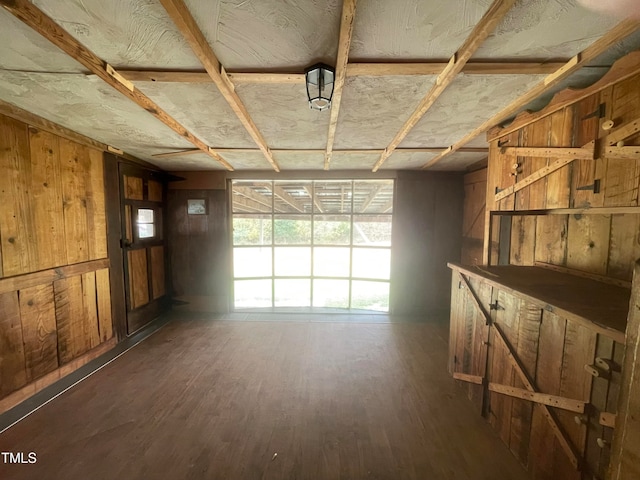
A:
167,172,229,313
0,113,114,408
485,71,640,283
457,54,640,480
461,168,487,265
390,171,463,315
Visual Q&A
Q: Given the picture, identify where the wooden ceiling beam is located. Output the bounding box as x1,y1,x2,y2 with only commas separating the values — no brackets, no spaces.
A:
371,0,517,172
421,17,640,170
0,0,234,171
324,0,358,171
118,62,573,84
159,0,280,172
151,147,488,159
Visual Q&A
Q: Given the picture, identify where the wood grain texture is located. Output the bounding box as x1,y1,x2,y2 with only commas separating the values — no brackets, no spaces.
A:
0,258,109,296
54,275,89,364
0,115,37,276
148,180,163,202
570,94,601,209
566,214,612,275
128,249,149,310
95,268,113,343
534,214,568,266
0,291,27,396
608,214,640,281
85,148,107,260
124,175,144,201
609,261,640,480
28,128,67,271
19,283,58,382
150,246,165,300
0,318,531,480
82,271,101,349
59,138,90,265
462,169,487,266
324,0,357,170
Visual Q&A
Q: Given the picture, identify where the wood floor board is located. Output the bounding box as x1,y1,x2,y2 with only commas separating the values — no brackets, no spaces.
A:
0,315,529,480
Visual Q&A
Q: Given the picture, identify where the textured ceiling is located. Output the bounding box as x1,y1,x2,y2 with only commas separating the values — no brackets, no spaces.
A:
0,0,639,172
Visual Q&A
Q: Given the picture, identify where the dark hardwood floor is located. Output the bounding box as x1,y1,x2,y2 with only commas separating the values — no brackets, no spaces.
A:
0,314,530,479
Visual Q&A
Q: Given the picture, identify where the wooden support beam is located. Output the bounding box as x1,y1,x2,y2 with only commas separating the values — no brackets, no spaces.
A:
453,372,484,384
500,144,595,160
325,0,357,171
455,373,588,413
422,18,640,170
271,185,306,213
0,0,234,171
152,147,488,159
119,62,573,84
347,61,569,76
599,412,617,428
304,186,323,213
488,383,587,414
494,141,596,202
606,116,640,146
159,0,280,172
371,0,516,172
458,272,581,469
604,146,640,159
233,187,274,212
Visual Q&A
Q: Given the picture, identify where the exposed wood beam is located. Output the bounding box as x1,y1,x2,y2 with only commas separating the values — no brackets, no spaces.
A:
0,0,234,171
347,61,569,76
604,146,640,159
271,186,306,213
151,147,489,159
118,62,574,84
422,18,640,170
324,0,358,171
500,144,595,160
159,0,280,172
372,0,517,172
233,187,272,211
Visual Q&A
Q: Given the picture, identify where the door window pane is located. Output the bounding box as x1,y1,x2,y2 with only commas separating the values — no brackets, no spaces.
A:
313,247,350,277
235,279,272,308
351,281,389,311
313,279,349,308
352,248,390,280
274,216,311,244
275,247,311,276
233,247,272,277
275,279,311,307
233,215,272,245
137,208,155,239
353,216,392,246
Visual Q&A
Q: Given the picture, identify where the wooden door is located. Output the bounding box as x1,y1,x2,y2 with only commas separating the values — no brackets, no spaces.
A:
119,164,168,334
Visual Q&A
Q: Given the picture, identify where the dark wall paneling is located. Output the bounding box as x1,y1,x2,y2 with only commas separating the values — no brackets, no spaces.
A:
390,172,464,316
167,188,229,313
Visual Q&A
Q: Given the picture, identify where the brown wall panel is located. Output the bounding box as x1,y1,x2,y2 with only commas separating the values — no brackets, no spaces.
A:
128,249,149,309
95,268,113,343
54,275,89,364
0,291,27,396
150,246,165,300
19,283,59,382
167,188,229,313
391,172,463,315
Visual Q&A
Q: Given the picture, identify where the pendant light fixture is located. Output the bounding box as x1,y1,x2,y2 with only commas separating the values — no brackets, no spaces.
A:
305,63,335,111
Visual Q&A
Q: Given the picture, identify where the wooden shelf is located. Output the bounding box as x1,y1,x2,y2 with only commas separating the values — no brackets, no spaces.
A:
448,263,629,342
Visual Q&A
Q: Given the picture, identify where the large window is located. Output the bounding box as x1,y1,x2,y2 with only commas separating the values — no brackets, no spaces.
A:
231,179,393,311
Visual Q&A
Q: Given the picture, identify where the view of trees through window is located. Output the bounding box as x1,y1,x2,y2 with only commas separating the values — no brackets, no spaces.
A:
231,179,393,311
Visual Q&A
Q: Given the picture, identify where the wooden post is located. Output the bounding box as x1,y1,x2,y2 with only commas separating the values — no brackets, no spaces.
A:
608,261,640,480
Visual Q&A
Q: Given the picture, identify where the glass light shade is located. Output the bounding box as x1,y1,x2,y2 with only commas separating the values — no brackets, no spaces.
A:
305,63,335,111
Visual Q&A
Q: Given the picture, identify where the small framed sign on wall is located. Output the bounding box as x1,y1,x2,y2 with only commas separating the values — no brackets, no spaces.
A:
187,199,207,215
